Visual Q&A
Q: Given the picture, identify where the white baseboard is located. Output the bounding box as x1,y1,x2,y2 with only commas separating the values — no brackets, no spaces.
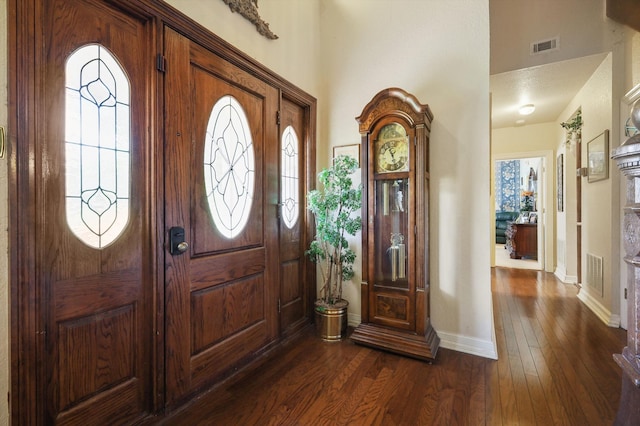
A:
554,266,567,281
577,288,620,327
554,268,577,284
437,331,498,360
348,313,361,327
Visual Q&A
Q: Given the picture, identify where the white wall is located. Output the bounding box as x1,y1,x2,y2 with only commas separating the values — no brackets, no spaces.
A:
319,0,495,359
559,54,621,326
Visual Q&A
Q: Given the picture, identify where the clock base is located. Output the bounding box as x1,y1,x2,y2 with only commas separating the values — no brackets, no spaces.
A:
351,322,440,362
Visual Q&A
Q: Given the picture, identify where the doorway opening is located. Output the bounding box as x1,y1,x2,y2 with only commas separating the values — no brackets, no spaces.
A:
494,156,544,270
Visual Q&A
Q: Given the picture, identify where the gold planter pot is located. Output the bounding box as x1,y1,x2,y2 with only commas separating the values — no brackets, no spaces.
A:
314,301,348,341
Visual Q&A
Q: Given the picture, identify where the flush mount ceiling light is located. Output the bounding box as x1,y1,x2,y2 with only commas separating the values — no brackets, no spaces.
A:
519,104,535,115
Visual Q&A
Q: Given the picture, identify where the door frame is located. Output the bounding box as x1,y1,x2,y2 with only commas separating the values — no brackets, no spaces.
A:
9,0,317,421
492,150,555,272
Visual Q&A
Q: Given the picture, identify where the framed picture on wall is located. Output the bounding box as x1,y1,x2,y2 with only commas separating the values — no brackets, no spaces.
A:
587,130,609,183
333,144,360,167
557,153,563,212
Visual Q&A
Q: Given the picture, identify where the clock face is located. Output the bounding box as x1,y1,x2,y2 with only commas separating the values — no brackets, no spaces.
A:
375,123,409,173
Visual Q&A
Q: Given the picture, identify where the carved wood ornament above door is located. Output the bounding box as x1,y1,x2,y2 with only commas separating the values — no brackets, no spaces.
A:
221,0,279,39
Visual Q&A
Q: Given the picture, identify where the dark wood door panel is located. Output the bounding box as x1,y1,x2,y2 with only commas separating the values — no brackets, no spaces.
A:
164,26,279,406
57,304,136,409
278,98,308,336
36,0,155,423
53,269,140,318
189,247,266,291
190,273,266,353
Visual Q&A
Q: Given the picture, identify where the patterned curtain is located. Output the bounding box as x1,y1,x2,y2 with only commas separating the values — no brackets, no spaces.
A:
495,160,520,212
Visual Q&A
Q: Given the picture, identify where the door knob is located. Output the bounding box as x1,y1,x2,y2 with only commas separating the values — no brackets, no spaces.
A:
169,226,189,255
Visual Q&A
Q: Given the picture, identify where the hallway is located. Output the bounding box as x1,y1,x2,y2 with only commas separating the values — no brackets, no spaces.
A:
160,268,626,425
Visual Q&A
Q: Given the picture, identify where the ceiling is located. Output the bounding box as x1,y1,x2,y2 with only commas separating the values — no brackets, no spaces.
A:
491,54,607,129
490,0,622,129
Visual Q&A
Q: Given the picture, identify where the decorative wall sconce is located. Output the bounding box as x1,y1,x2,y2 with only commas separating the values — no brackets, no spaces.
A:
221,0,278,40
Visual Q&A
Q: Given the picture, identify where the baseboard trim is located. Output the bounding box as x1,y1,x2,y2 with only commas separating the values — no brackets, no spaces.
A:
554,269,578,284
348,313,361,328
577,288,620,327
437,331,498,360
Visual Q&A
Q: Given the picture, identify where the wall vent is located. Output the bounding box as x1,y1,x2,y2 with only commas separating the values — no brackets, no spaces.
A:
530,37,559,55
586,253,604,296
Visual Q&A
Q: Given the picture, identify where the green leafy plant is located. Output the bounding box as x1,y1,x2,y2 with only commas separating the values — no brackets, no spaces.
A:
306,155,362,307
561,110,583,135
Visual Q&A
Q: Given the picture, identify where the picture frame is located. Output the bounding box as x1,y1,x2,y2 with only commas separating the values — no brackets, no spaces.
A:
557,153,563,212
587,130,609,183
333,144,360,167
529,212,538,224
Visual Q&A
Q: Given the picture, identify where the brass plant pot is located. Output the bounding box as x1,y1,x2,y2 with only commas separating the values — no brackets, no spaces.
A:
314,301,348,341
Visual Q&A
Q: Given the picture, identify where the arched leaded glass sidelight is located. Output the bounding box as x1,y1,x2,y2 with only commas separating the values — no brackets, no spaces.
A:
281,125,299,229
65,44,131,249
204,95,255,239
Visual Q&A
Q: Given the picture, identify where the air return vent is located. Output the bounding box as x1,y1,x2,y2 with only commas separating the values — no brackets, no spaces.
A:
586,253,603,296
530,37,559,55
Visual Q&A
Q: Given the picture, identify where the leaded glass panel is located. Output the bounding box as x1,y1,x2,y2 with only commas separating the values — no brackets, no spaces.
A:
281,125,299,229
65,44,131,249
204,95,255,239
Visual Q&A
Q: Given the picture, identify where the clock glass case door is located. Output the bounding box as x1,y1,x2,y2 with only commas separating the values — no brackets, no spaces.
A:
370,121,415,330
374,178,409,290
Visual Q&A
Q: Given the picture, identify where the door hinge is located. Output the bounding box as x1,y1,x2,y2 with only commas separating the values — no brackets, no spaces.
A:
156,54,166,73
624,288,628,299
278,299,281,313
276,111,281,125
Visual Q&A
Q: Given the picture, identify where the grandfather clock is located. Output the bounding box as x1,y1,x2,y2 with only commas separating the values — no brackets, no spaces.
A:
350,88,439,361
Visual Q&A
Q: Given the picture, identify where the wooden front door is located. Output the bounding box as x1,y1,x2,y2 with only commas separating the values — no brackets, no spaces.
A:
278,98,310,336
34,0,156,423
163,28,280,405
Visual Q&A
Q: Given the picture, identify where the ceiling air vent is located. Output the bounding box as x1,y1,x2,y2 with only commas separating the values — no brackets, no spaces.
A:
530,37,559,55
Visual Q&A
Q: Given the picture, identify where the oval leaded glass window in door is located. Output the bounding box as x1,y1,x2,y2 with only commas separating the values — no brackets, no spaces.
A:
204,95,255,239
65,44,131,249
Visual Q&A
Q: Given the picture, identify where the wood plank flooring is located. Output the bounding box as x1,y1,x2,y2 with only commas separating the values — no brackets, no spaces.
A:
159,268,627,425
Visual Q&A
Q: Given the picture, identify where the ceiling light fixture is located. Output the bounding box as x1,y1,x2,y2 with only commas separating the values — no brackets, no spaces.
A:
519,104,535,115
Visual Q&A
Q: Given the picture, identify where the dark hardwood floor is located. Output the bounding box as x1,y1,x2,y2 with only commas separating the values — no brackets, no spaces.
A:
160,268,627,425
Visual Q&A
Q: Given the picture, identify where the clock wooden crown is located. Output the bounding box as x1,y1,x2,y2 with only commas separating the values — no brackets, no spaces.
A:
356,87,433,134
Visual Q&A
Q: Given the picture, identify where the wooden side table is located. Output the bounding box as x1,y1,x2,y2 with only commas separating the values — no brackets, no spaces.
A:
506,223,537,260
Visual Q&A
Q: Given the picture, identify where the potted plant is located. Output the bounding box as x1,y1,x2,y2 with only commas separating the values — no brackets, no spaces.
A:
306,154,362,340
561,109,582,150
